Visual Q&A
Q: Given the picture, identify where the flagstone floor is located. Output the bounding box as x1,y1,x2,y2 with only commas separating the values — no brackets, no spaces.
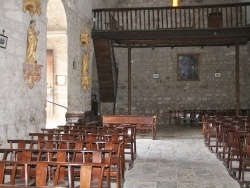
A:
120,124,241,188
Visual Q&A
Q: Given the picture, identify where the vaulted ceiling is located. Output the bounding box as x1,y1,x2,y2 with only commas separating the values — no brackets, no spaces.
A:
47,0,67,32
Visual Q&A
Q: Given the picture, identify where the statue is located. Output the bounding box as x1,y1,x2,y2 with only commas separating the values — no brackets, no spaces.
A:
26,20,39,64
23,19,43,89
80,28,92,91
82,50,89,76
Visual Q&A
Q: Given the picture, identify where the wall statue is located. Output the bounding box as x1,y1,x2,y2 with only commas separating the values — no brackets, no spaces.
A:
80,28,92,92
26,20,40,64
23,19,42,89
82,50,89,76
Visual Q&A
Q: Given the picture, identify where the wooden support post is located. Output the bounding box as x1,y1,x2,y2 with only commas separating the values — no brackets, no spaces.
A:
235,42,240,116
128,44,131,115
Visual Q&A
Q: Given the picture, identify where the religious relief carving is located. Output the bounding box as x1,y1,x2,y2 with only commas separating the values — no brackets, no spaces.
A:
81,76,91,91
81,50,91,91
80,28,91,92
22,63,43,89
82,50,89,77
23,19,43,89
23,0,41,16
81,33,90,47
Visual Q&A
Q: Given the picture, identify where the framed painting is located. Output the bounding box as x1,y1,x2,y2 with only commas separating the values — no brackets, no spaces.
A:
177,54,200,81
56,75,66,86
0,34,8,49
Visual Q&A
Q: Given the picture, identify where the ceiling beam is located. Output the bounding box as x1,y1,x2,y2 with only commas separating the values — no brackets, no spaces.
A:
117,37,248,46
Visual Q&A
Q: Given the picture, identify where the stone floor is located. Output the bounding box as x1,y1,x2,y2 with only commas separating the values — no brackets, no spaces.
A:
120,124,240,188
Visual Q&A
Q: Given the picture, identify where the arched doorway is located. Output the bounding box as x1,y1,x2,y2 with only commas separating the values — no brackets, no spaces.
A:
46,0,68,128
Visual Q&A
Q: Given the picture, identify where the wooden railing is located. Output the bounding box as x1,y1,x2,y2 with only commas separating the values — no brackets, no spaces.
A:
92,3,250,31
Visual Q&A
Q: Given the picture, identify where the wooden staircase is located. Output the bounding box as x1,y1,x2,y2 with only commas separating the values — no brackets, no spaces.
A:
93,39,117,102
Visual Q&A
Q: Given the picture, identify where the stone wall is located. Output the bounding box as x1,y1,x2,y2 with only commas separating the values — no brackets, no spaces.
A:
64,0,119,112
114,45,250,118
0,0,48,148
63,3,92,112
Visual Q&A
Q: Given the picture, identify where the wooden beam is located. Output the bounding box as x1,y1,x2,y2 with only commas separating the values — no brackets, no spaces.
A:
92,28,250,41
119,37,248,46
128,44,132,115
235,42,240,116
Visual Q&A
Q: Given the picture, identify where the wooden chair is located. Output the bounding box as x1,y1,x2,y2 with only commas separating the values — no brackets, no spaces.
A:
214,119,223,155
161,111,171,125
206,119,217,152
228,128,247,180
0,149,40,181
241,135,250,187
38,149,112,187
70,150,112,188
116,125,136,169
220,122,234,168
177,110,185,125
192,111,201,126
103,142,124,188
183,110,191,126
169,110,178,125
8,139,39,150
0,161,47,186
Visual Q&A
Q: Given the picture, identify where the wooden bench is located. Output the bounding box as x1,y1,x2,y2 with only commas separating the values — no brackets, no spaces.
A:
0,146,121,187
0,148,112,186
6,140,125,188
29,132,125,142
0,160,109,187
102,115,157,139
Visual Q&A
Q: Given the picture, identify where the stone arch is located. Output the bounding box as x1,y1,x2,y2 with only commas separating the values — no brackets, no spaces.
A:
46,0,68,127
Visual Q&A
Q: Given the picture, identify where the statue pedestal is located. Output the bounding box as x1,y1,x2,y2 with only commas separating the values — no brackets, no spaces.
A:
22,63,43,89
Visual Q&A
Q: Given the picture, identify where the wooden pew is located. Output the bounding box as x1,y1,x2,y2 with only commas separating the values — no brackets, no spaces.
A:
102,115,157,139
41,128,95,134
102,115,156,169
29,132,125,142
5,140,125,188
0,148,112,187
0,160,109,187
8,139,40,149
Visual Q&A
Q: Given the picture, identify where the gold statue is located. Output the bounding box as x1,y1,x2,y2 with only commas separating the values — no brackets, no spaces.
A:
26,20,39,64
80,27,90,47
23,19,43,89
81,76,91,91
80,28,92,91
82,51,89,76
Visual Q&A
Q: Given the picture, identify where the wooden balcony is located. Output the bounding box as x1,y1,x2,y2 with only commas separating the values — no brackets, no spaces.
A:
92,3,250,47
91,3,250,108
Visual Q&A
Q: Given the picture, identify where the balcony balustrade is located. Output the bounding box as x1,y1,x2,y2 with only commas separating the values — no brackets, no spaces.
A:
92,3,250,32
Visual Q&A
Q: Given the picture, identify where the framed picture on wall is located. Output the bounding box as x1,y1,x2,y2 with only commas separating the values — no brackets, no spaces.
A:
56,75,66,86
177,54,200,81
0,34,8,49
